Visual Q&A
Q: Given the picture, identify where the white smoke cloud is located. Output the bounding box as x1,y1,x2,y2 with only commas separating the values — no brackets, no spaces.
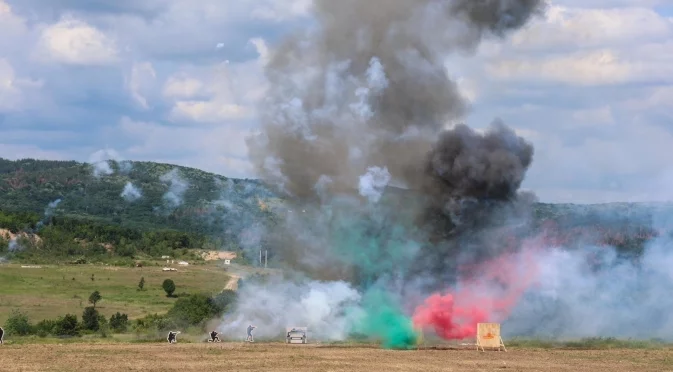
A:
8,237,20,252
89,148,121,177
358,167,391,203
121,182,142,202
219,278,361,341
160,168,188,208
88,148,133,177
501,236,673,340
35,198,61,230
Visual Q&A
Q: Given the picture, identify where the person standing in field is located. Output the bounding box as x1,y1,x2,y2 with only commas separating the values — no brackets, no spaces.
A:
0,326,4,344
246,325,256,342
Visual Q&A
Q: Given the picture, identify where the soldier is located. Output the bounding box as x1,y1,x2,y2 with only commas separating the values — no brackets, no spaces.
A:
167,331,180,344
0,326,4,344
246,325,256,342
208,330,221,343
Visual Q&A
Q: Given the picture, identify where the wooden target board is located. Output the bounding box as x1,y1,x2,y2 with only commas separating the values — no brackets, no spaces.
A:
476,323,506,352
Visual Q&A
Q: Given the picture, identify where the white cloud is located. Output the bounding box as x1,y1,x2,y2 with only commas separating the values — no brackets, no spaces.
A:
0,59,23,112
251,0,312,21
0,1,27,50
36,16,118,65
163,75,204,99
127,61,156,109
510,5,672,50
115,116,252,177
0,59,42,112
487,50,633,85
164,39,269,123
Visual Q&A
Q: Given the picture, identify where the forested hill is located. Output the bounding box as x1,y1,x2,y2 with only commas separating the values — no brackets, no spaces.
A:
0,158,279,241
0,157,671,263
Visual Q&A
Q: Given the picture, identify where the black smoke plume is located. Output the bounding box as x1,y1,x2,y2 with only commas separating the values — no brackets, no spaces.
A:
247,0,545,290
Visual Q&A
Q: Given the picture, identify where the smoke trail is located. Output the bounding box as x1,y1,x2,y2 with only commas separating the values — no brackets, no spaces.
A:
121,182,142,202
160,168,189,209
35,199,61,231
237,0,545,348
8,238,20,252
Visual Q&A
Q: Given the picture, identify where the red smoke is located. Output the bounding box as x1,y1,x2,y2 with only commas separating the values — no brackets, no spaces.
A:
412,236,544,340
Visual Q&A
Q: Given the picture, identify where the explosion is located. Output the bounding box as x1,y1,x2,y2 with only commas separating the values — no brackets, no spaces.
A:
223,0,549,349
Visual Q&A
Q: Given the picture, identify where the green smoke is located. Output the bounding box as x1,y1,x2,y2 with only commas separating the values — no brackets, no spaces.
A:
328,203,419,288
351,288,418,349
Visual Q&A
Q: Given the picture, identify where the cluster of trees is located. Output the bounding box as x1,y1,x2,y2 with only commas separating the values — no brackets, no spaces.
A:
3,284,239,339
3,290,128,338
0,209,210,262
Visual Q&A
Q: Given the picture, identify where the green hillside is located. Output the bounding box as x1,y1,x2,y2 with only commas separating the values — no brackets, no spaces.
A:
0,158,276,236
0,157,671,264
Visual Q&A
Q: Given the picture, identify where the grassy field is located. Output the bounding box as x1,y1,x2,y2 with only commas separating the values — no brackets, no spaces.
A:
2,342,673,372
0,262,231,324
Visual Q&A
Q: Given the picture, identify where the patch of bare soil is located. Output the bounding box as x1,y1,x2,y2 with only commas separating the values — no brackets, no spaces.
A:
2,343,672,372
201,250,237,261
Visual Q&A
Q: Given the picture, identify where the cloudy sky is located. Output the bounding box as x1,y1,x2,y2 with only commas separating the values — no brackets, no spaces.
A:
0,0,671,204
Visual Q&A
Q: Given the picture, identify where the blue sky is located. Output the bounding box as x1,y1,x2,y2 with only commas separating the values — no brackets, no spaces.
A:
0,0,671,204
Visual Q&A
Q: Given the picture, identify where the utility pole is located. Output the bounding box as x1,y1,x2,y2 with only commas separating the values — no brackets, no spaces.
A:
264,250,267,268
259,250,262,267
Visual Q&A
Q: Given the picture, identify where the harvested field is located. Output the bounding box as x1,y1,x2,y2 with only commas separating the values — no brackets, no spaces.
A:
2,343,673,371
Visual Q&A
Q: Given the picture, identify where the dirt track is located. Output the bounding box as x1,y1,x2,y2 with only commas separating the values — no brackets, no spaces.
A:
2,343,673,371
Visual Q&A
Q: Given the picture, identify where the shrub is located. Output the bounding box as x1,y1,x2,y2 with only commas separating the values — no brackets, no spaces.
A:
110,312,129,333
35,319,57,337
55,314,79,336
82,306,100,331
162,279,176,297
167,293,221,327
4,309,33,336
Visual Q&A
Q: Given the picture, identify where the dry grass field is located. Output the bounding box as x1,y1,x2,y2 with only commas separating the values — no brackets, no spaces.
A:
2,342,673,372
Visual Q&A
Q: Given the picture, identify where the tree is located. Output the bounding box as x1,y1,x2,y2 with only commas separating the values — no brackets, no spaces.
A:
138,277,145,291
55,314,79,336
4,309,33,336
82,306,100,331
167,293,221,326
88,290,102,308
109,312,129,333
162,279,176,297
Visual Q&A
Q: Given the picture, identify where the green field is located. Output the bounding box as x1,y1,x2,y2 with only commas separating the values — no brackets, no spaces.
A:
0,261,231,325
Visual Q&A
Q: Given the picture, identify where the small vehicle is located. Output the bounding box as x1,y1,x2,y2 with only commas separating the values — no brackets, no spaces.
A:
285,328,307,344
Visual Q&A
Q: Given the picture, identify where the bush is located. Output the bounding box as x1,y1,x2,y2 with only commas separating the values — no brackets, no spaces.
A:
133,313,176,333
4,309,33,336
162,279,176,297
167,293,221,327
82,306,100,331
55,314,79,336
213,289,237,313
110,312,129,333
35,319,57,337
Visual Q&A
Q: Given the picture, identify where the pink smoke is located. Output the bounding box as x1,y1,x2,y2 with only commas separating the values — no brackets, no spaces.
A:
412,235,545,340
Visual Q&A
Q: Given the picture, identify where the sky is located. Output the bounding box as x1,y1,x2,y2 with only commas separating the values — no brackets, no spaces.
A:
0,0,671,204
